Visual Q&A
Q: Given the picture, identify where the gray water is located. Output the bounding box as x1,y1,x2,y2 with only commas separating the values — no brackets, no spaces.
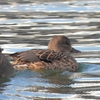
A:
0,0,100,100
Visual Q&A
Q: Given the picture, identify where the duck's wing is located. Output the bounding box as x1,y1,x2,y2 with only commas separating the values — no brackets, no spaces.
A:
33,50,64,61
9,50,40,63
10,49,65,64
0,53,14,77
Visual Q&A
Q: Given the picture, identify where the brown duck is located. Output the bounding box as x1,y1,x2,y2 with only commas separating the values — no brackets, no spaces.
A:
0,48,14,77
10,35,81,72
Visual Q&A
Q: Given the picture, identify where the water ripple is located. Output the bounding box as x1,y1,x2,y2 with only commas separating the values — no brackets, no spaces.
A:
0,0,100,100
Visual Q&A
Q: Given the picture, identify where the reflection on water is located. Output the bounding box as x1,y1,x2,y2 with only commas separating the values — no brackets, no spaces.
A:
0,0,100,99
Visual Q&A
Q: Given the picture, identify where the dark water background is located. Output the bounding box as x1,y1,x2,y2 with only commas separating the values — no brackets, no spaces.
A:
0,0,100,99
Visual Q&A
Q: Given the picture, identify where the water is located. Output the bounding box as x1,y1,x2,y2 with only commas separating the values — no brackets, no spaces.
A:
0,0,100,99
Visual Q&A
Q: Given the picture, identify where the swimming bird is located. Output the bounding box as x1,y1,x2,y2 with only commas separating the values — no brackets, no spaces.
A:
10,35,80,72
0,48,14,77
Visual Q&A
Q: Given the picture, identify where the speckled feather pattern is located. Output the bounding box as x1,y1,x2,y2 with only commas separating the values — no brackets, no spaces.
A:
28,54,78,72
11,50,78,72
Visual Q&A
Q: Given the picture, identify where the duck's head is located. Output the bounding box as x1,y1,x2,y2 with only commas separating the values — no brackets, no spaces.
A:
0,47,4,53
48,35,71,53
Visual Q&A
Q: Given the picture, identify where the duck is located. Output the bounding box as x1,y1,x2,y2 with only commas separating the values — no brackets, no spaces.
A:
10,35,81,72
0,48,14,77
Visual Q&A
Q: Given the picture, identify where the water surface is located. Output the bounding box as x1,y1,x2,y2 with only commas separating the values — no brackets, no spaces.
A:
0,0,100,99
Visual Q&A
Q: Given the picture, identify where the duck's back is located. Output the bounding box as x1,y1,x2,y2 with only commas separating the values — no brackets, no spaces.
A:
10,49,64,63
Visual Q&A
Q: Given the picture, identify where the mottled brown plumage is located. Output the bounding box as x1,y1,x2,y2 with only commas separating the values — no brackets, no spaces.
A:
0,48,14,77
27,52,78,71
10,35,81,72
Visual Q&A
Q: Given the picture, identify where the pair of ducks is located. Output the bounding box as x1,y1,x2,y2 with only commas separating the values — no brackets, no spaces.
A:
0,35,81,77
